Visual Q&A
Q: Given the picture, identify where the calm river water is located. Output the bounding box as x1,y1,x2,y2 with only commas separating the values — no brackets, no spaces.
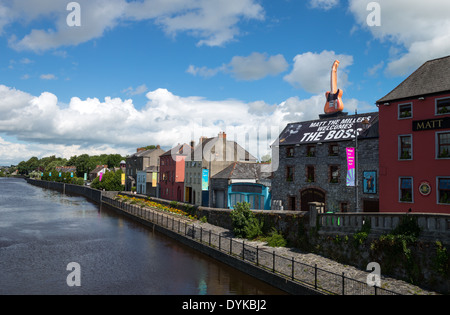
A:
0,178,285,295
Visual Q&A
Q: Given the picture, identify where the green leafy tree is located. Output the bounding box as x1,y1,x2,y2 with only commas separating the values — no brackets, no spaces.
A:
230,202,263,239
91,169,124,191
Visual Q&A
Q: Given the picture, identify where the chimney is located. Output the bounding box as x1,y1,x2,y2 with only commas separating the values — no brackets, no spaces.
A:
190,140,195,148
218,131,227,139
156,145,160,149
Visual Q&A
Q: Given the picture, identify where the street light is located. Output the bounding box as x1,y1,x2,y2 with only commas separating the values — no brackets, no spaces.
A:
354,110,370,212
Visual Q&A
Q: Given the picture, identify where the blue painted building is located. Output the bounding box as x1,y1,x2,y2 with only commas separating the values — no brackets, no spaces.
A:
210,162,272,210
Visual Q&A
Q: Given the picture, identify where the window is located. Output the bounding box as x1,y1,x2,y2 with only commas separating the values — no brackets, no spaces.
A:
286,166,294,182
398,103,412,119
306,166,315,182
437,132,450,158
399,177,413,203
329,143,339,156
340,202,348,212
438,177,450,205
306,145,316,157
286,146,294,157
329,165,339,183
399,135,412,160
436,98,450,115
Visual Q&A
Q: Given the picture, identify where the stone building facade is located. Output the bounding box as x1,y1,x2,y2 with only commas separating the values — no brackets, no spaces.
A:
272,112,379,212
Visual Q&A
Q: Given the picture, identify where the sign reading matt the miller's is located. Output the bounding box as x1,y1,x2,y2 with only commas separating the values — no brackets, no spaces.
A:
278,112,378,145
413,117,450,132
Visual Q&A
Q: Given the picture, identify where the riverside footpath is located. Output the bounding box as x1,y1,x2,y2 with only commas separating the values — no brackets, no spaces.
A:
103,193,440,295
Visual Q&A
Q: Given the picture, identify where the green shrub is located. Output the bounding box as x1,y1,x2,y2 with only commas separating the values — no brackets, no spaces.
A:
266,228,287,247
230,202,263,239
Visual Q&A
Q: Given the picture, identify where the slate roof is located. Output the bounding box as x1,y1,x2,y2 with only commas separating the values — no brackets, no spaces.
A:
212,162,271,180
189,136,257,162
160,143,192,157
377,55,450,103
129,147,162,158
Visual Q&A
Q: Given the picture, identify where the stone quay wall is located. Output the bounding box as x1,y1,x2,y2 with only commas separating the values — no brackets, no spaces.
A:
26,181,450,293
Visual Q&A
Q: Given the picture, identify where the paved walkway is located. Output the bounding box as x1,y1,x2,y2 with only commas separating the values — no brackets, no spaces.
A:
189,221,439,295
106,196,440,295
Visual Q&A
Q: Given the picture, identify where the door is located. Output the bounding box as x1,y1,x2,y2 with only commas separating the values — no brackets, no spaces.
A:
216,190,225,208
300,188,326,211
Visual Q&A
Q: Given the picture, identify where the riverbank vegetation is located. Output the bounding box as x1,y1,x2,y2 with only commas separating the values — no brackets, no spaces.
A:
230,202,287,247
115,194,197,220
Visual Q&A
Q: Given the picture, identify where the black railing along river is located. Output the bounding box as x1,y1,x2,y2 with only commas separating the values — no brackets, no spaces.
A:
0,178,285,295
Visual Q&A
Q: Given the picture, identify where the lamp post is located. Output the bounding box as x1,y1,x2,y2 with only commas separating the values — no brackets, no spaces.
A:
354,110,359,212
354,110,370,213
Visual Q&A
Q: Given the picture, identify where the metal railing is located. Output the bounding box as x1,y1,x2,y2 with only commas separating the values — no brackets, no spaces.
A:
102,196,400,295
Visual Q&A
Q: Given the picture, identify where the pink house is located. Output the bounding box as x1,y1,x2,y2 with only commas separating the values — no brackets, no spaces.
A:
159,143,192,202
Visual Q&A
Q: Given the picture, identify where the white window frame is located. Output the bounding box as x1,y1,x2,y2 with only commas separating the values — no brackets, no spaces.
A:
398,134,413,160
436,131,450,159
399,177,414,203
437,177,450,205
435,97,450,116
398,102,413,120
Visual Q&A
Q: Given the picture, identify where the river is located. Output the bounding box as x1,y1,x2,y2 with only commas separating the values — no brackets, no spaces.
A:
0,178,285,295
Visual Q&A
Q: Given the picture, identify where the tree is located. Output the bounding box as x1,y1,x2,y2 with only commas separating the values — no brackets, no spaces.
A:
91,169,124,191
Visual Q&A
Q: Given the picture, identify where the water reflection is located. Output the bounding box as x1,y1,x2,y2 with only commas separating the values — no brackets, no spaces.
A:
0,179,286,295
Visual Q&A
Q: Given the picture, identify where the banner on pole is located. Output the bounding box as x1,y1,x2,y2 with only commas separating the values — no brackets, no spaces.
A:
346,147,355,186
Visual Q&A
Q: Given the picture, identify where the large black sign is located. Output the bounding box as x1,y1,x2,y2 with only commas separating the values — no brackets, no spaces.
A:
278,113,378,145
413,117,450,131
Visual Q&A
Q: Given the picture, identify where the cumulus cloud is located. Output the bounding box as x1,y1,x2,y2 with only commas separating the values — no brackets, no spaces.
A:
309,0,339,10
349,0,450,76
228,52,289,81
0,83,372,165
122,84,148,96
187,52,288,80
40,74,57,80
283,50,354,94
2,0,264,52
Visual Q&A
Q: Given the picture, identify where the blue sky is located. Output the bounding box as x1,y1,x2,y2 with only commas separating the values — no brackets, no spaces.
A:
1,0,450,165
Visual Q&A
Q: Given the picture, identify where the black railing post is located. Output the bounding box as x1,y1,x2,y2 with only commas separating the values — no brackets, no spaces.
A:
272,251,275,273
230,238,232,255
242,241,245,260
209,230,211,246
292,257,294,280
219,234,221,251
342,272,345,295
256,246,259,266
314,264,318,290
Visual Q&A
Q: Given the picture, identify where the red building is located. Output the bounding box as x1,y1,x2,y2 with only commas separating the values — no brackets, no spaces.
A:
159,143,192,202
377,55,450,213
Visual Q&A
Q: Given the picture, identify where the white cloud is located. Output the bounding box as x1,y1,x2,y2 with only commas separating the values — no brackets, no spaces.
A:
3,0,264,52
187,52,288,80
309,0,339,10
283,50,354,94
186,65,223,78
122,84,148,96
0,84,372,165
349,0,450,76
40,74,57,80
228,52,289,81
